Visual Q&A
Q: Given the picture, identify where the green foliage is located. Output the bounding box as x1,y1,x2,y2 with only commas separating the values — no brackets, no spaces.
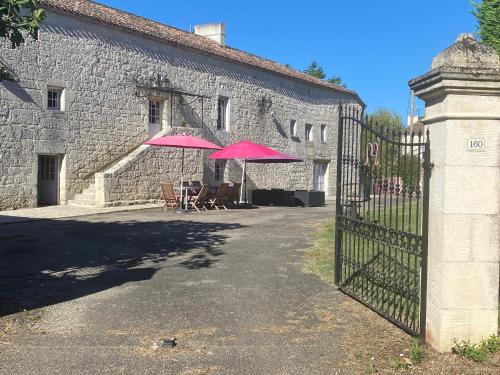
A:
304,61,326,79
409,337,424,364
452,335,500,363
367,108,404,134
365,358,377,374
0,0,45,48
397,154,421,188
389,356,410,370
327,74,346,88
0,0,45,81
452,339,488,363
304,61,347,87
389,339,424,370
363,108,404,178
302,219,335,284
472,0,500,54
481,334,500,353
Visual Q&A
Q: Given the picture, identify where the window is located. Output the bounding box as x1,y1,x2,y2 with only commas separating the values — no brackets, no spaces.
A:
305,124,313,141
149,100,162,124
38,155,57,181
320,124,327,143
217,97,229,131
214,160,225,181
313,162,328,192
47,89,62,110
290,120,297,137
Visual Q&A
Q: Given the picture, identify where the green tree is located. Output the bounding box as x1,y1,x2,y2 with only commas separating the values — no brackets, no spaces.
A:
472,0,500,54
304,61,326,79
327,75,346,87
304,61,347,87
367,108,404,134
362,108,405,178
0,0,45,81
397,154,421,188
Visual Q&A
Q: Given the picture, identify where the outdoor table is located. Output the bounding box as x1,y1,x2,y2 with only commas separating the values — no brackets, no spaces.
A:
174,186,191,212
174,184,202,211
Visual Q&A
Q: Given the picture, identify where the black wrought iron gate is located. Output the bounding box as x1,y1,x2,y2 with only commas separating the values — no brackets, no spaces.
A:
334,106,431,337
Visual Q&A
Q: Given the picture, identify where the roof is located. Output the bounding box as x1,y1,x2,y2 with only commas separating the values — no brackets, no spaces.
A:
40,0,362,103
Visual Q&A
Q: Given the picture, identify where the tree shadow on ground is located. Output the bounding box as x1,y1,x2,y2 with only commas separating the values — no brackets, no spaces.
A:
0,218,245,316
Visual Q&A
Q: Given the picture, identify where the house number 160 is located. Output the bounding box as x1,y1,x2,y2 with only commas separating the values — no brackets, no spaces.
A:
467,138,485,151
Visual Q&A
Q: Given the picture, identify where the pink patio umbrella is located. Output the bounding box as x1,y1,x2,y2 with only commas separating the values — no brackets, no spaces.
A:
145,134,222,212
208,140,303,205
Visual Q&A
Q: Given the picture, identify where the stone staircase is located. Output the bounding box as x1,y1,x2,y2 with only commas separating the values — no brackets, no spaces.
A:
68,183,96,207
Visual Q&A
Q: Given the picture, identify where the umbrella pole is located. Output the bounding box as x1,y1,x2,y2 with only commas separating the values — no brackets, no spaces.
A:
178,149,186,213
182,148,188,211
240,159,245,205
243,160,247,207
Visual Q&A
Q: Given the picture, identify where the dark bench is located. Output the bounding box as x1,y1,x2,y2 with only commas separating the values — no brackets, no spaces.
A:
252,189,325,207
293,190,325,207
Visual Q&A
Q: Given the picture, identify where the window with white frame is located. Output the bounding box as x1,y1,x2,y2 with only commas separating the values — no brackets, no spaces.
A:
214,160,225,181
217,97,229,131
149,100,162,124
47,88,63,110
320,124,327,143
290,119,297,137
305,124,313,141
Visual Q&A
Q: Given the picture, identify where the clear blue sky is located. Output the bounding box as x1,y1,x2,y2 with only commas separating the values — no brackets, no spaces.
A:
98,0,477,123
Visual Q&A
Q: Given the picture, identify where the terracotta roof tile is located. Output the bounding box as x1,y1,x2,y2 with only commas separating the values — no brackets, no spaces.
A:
40,0,362,102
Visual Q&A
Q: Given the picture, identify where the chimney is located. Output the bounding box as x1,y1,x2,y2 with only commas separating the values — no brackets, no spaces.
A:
194,23,225,46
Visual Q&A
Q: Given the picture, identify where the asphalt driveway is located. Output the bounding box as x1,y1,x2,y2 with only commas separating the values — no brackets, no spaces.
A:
0,205,358,374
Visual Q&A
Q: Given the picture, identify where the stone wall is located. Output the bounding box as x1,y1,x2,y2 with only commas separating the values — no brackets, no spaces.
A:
95,128,206,207
0,9,360,210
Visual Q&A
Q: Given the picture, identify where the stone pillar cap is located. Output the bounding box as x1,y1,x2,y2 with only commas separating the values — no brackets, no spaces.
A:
431,33,500,70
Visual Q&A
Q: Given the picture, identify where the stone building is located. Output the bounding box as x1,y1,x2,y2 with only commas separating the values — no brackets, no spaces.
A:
0,0,363,210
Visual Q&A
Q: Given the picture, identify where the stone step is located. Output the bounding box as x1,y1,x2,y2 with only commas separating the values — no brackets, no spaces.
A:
68,199,96,207
69,182,97,206
79,191,96,201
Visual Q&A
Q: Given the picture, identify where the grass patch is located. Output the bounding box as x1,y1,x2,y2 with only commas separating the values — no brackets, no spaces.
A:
340,201,423,332
452,335,500,363
303,202,419,286
302,220,335,284
409,337,424,364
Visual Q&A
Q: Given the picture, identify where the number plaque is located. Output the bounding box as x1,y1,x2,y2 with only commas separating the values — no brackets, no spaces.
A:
467,138,486,152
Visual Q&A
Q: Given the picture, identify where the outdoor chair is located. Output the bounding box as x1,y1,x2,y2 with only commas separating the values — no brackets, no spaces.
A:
188,184,210,212
160,182,181,211
227,182,241,207
190,181,202,189
208,183,230,210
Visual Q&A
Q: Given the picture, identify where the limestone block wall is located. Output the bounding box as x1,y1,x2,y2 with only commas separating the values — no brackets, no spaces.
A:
425,117,499,350
410,34,500,352
95,128,207,207
0,9,360,210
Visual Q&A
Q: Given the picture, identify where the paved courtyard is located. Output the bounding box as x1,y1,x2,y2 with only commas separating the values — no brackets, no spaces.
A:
0,205,444,375
0,205,407,374
0,205,500,375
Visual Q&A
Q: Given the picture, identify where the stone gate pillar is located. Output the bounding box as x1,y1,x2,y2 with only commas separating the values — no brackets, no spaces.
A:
410,34,500,352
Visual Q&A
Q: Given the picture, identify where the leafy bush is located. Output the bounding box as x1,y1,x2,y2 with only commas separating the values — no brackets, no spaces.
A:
451,335,500,363
481,335,500,354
